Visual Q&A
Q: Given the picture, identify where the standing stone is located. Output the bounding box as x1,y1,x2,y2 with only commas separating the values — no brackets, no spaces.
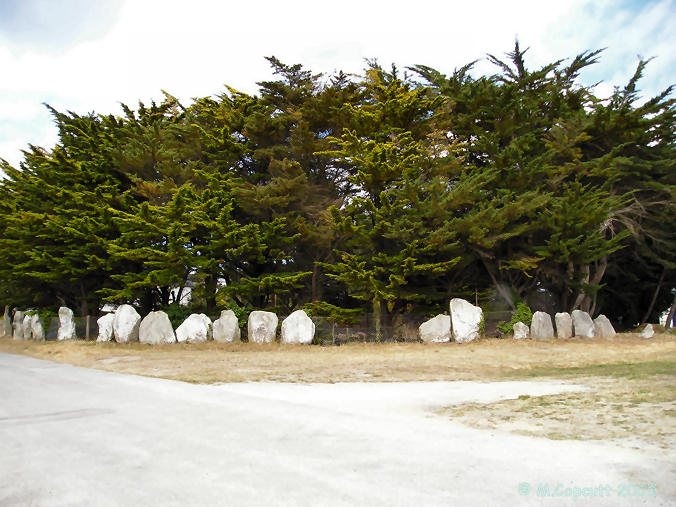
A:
212,310,241,343
96,314,115,342
593,315,616,338
57,307,77,340
530,311,554,341
418,314,452,343
0,306,11,338
554,312,573,339
248,311,278,343
450,298,482,343
513,321,529,340
23,314,33,340
30,314,45,341
0,306,12,338
12,310,24,340
139,311,176,345
113,304,141,343
175,313,212,343
639,324,655,339
572,310,595,338
281,310,315,345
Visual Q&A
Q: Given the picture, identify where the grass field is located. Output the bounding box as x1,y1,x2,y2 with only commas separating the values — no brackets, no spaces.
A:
2,332,675,450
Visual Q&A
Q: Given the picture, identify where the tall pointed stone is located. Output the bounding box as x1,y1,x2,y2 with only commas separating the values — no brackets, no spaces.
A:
13,310,25,340
113,304,141,343
593,315,616,338
97,314,115,342
450,298,482,343
57,307,77,340
23,314,33,340
31,314,45,341
572,310,595,338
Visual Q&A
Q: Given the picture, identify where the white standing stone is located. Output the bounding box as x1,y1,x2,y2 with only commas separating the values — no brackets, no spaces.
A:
530,311,554,340
419,314,452,343
248,311,278,344
96,314,115,342
513,321,529,340
281,310,315,345
23,314,33,340
57,306,77,341
113,304,141,343
12,310,24,340
572,310,595,338
593,315,616,338
450,299,483,343
176,313,212,343
639,324,655,339
31,314,45,341
139,311,177,345
554,312,573,339
0,307,11,338
213,310,241,343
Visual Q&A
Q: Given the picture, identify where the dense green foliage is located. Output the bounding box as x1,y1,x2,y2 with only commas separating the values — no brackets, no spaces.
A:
1,44,673,331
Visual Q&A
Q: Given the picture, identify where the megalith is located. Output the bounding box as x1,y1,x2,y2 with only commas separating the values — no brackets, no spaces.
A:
513,321,529,340
418,314,452,343
554,312,573,339
281,310,315,344
572,310,595,338
593,314,616,338
23,314,33,340
212,310,241,343
12,310,24,340
31,314,45,341
639,324,654,339
96,314,115,342
450,298,482,344
176,313,212,343
113,304,141,343
530,311,554,341
139,311,177,345
248,311,278,343
57,307,77,340
0,306,11,338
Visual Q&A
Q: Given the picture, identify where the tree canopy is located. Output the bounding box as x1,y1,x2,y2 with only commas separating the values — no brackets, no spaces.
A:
1,43,673,331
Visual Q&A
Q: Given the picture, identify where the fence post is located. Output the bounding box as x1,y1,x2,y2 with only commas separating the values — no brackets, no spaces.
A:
85,315,91,340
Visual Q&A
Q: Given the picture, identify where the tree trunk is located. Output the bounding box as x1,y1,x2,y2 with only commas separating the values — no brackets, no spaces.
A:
311,263,319,302
480,257,516,310
641,266,666,324
373,297,382,342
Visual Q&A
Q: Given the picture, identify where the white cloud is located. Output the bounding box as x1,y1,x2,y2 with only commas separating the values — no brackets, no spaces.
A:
0,0,673,168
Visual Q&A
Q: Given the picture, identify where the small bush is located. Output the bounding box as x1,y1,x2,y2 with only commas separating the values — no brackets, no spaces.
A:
497,303,533,335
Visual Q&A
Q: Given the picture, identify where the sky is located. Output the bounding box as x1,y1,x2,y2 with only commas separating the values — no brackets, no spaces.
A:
0,0,674,168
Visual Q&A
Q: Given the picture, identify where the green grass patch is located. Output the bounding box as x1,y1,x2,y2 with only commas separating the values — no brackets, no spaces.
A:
517,360,676,380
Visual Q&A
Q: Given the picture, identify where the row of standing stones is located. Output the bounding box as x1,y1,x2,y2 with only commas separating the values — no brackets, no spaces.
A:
1,299,657,344
418,298,657,342
0,305,316,345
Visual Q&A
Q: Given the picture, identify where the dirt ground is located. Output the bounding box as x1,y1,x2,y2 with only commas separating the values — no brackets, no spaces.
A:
2,332,675,450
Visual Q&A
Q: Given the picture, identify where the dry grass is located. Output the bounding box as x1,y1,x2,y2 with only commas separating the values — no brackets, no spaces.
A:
0,332,674,384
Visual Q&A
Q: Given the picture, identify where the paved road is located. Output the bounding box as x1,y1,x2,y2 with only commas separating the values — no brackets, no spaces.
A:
1,352,673,506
